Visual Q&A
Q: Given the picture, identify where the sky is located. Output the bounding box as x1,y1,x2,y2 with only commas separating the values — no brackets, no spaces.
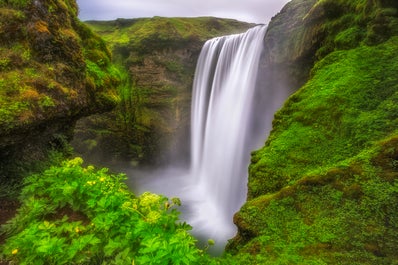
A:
76,0,291,24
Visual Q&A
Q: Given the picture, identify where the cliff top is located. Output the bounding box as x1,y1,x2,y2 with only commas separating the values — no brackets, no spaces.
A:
85,17,255,52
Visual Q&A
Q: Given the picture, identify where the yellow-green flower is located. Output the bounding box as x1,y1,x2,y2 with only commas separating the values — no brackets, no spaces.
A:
146,211,161,224
12,249,18,255
139,192,161,207
67,157,83,167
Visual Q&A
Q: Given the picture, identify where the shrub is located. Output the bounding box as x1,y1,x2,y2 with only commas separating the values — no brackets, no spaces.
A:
0,158,206,264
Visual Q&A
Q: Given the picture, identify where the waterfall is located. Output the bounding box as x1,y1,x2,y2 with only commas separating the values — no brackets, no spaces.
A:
188,25,267,246
130,25,291,251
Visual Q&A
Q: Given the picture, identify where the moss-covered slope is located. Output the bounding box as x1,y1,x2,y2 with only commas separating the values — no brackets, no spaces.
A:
0,0,120,179
72,17,253,166
228,0,398,264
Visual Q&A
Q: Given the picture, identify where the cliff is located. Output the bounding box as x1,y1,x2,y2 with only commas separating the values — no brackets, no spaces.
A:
0,0,119,180
228,0,398,264
72,17,253,166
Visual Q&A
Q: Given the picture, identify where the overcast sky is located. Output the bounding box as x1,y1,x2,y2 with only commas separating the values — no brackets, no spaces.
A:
76,0,291,24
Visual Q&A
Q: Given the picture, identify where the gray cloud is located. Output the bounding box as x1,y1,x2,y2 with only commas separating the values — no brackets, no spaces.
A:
76,0,290,24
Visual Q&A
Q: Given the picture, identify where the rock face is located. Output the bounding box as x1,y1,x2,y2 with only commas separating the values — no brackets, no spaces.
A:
259,0,319,92
72,17,253,167
227,0,398,264
0,0,119,179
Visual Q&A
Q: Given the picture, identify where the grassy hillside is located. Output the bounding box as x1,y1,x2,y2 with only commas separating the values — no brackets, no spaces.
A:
85,17,254,49
228,0,398,264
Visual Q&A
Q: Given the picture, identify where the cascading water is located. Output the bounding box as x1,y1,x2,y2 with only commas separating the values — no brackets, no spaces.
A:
130,25,290,251
189,25,267,243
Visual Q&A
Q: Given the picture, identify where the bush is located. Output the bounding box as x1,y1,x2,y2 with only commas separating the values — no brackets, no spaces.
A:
0,158,206,264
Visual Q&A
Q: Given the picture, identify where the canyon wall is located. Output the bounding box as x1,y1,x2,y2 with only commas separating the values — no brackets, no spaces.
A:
73,17,253,166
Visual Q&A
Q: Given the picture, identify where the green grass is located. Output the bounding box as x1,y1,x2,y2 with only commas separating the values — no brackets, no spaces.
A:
85,17,252,51
248,36,398,198
232,168,398,264
228,1,398,263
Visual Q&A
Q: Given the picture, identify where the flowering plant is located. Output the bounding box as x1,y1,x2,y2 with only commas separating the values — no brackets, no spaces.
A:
0,158,205,264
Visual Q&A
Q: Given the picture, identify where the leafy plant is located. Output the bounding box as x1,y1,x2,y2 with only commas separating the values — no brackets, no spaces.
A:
0,158,210,264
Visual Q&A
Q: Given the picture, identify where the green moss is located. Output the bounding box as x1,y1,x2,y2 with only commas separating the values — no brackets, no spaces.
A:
0,0,121,129
333,26,365,49
0,0,121,184
232,144,398,263
230,0,398,263
248,37,398,197
310,0,398,59
3,0,30,8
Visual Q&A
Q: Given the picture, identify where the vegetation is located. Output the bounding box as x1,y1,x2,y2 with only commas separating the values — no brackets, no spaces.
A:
0,158,216,264
86,17,253,53
0,0,119,132
228,0,398,263
231,140,398,264
310,0,398,59
2,0,398,264
0,0,120,182
248,37,398,197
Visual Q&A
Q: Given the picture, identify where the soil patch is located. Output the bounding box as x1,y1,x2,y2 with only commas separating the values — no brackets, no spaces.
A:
0,199,20,265
0,199,20,243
